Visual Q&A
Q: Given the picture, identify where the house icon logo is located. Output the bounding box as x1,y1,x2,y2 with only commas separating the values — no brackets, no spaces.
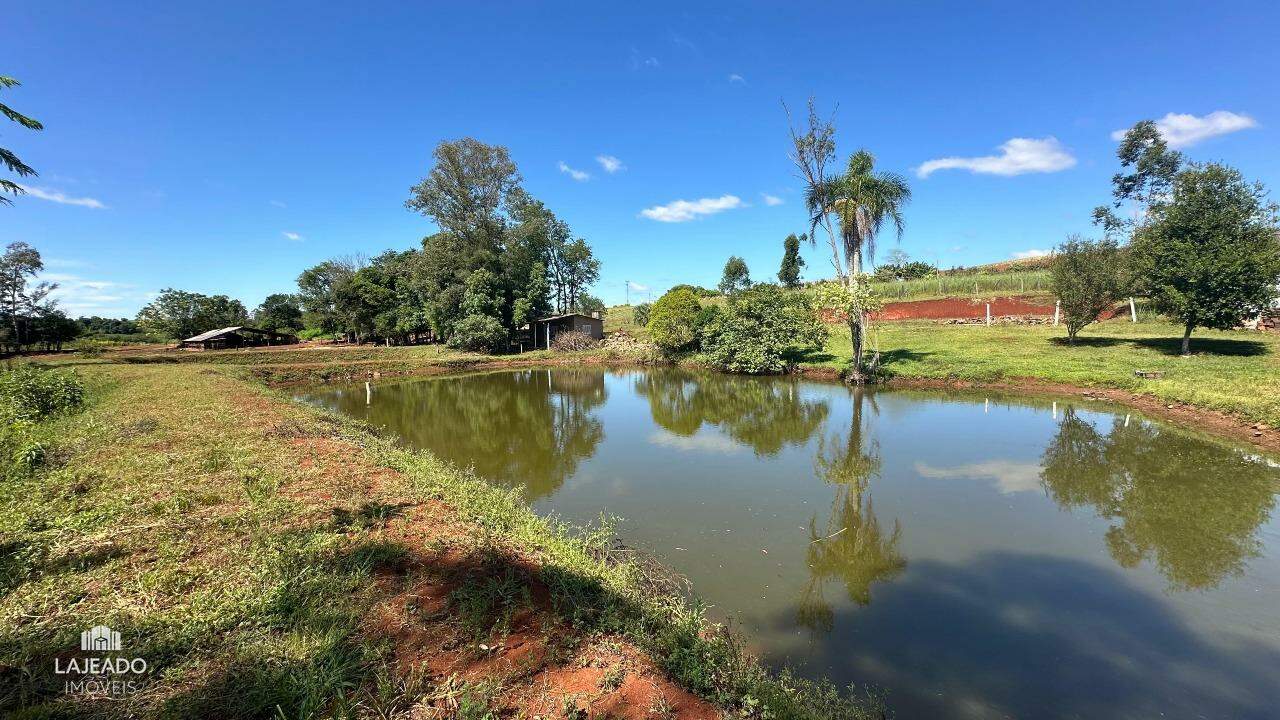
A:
80,625,121,652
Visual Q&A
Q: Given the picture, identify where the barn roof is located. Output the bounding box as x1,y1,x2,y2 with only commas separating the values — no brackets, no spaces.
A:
182,326,282,342
183,326,245,342
534,313,602,323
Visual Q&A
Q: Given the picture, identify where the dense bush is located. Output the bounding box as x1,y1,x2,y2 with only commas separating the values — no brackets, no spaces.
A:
0,366,85,423
1050,235,1126,344
667,283,718,298
873,260,936,282
551,330,598,351
297,328,331,341
701,285,825,374
447,314,508,352
632,302,651,327
647,288,703,357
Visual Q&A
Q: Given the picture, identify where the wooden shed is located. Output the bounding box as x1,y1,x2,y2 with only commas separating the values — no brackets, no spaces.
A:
180,326,298,350
528,312,604,350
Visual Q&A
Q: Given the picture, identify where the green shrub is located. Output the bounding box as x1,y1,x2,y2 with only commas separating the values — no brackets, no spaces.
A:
647,289,702,357
632,302,651,327
0,366,85,423
701,285,825,374
298,328,331,341
447,314,507,353
1050,235,1126,344
668,283,718,298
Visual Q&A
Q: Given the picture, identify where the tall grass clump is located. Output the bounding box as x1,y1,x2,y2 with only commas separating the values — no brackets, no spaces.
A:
0,365,85,478
0,365,84,423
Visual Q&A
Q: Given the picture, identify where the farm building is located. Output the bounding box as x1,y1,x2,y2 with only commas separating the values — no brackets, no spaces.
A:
526,312,604,350
180,326,298,350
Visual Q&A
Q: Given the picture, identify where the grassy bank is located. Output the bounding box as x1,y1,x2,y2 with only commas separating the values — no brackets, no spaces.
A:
868,269,1051,301
0,362,882,719
807,319,1280,427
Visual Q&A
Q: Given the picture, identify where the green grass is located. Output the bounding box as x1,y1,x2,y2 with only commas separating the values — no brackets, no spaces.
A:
803,319,1280,426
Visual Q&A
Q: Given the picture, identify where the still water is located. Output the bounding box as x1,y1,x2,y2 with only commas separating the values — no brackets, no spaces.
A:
299,368,1280,720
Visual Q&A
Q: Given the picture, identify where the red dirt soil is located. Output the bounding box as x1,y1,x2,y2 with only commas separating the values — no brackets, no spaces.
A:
869,295,1126,321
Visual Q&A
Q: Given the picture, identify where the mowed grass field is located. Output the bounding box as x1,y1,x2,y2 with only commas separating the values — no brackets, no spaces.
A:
607,301,1280,427
807,319,1280,427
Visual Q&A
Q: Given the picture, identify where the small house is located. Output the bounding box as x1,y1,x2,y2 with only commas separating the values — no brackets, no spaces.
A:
180,326,298,350
528,312,604,350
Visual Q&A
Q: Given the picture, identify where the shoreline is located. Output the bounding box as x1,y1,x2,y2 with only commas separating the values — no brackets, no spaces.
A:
236,350,1280,455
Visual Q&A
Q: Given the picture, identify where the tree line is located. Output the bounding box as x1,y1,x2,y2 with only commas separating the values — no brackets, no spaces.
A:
132,138,603,350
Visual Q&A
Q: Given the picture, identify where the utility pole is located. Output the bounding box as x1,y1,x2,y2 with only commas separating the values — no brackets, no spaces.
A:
625,280,630,306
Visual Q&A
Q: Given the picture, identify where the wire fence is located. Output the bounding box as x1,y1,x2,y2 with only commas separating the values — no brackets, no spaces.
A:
870,270,1052,300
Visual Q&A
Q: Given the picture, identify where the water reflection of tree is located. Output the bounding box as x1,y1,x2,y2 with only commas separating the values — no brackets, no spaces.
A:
361,369,606,500
632,369,829,455
797,390,906,635
1041,408,1278,591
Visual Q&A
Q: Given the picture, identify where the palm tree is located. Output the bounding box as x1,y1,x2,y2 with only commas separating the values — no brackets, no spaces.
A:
805,150,911,372
1,77,43,206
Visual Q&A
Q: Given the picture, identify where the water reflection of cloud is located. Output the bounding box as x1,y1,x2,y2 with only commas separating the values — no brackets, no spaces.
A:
647,429,743,454
914,460,1042,494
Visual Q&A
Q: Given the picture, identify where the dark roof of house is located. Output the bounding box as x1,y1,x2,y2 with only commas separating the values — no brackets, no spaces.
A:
534,313,602,323
182,326,285,342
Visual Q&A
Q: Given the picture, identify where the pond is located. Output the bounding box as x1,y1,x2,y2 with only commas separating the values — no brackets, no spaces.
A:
298,368,1280,720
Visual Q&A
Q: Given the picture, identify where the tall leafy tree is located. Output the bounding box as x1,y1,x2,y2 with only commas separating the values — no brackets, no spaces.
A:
718,256,751,296
1,77,42,206
1129,163,1280,353
1050,236,1127,344
550,238,600,313
1093,120,1183,236
0,242,56,350
253,293,303,333
297,257,362,334
778,233,806,288
405,138,521,256
136,289,248,340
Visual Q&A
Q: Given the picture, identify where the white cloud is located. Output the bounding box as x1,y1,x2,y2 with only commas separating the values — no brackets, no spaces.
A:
270,199,287,208
916,137,1076,178
596,155,625,174
39,273,149,317
648,430,742,454
640,194,744,223
627,281,649,292
17,185,107,209
761,193,784,206
728,73,746,84
282,231,303,241
557,161,590,182
629,49,660,70
914,460,1043,495
1012,249,1050,259
1110,111,1257,149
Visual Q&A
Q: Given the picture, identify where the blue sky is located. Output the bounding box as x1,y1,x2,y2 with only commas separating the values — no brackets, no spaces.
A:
6,1,1279,317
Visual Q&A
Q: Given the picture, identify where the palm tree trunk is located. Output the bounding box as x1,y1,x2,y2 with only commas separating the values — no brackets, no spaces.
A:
848,243,866,378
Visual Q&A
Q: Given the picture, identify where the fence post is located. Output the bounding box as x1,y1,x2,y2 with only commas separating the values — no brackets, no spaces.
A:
1053,300,1060,327
1129,297,1137,323
365,381,371,405
986,303,991,326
